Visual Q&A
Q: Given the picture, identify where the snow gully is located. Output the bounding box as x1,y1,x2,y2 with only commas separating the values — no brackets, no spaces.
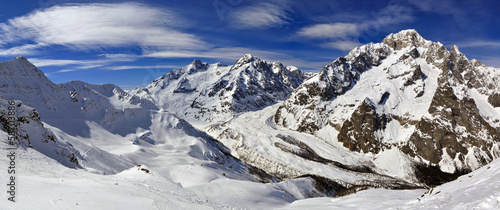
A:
6,100,17,202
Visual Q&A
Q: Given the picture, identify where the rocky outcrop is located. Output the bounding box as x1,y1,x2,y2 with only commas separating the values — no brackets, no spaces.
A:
404,84,499,166
381,29,428,50
274,43,392,133
488,93,500,107
337,98,390,154
274,29,500,178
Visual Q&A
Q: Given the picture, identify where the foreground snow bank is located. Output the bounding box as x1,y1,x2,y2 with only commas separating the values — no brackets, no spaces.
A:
277,158,500,209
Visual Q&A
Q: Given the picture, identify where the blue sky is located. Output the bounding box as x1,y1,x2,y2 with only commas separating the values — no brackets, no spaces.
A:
0,0,499,89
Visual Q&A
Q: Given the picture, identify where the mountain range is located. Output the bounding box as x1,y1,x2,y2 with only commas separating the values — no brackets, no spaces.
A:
1,29,499,209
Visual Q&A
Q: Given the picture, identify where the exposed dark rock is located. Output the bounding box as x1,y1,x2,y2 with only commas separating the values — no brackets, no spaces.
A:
275,43,392,133
378,92,390,105
405,75,499,167
404,65,425,86
488,93,500,107
337,98,390,154
413,163,470,187
301,174,347,197
382,29,427,50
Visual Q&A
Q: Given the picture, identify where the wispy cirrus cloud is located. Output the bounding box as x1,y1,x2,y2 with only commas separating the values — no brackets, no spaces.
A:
28,56,138,75
324,40,362,51
28,56,135,67
409,0,464,21
107,65,179,71
0,3,208,56
459,41,500,48
295,3,413,51
0,44,49,56
142,47,286,62
296,23,358,39
229,2,291,29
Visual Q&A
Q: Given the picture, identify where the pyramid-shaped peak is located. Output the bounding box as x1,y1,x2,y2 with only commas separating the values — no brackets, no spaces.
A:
1,56,38,70
15,56,28,61
382,29,428,50
243,53,254,59
0,56,55,88
234,54,260,66
191,59,202,64
190,59,205,68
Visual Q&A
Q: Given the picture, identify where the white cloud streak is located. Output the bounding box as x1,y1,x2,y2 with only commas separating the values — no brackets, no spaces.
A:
295,3,413,51
0,3,208,55
324,41,362,51
143,47,286,62
459,41,500,48
229,3,290,29
296,23,359,39
107,65,179,71
143,46,328,71
28,57,135,67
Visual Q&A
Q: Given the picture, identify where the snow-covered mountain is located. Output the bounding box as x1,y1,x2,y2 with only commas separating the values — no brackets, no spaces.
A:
131,54,312,125
0,98,80,168
0,56,158,137
1,29,500,209
0,56,280,177
0,55,339,208
274,29,500,184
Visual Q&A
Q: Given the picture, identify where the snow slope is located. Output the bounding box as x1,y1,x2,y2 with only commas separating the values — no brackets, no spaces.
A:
278,157,500,210
0,56,158,137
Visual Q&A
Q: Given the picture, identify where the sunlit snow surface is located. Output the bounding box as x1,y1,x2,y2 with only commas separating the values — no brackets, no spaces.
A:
279,158,500,210
1,135,499,209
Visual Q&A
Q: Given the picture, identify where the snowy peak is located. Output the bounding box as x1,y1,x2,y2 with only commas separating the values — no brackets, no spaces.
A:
0,56,53,85
134,55,309,124
382,29,428,50
0,56,158,137
187,59,209,74
236,53,256,64
275,29,500,180
231,53,260,71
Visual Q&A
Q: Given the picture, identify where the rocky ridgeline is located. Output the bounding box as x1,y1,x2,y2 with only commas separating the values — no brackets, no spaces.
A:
132,54,311,124
275,29,500,183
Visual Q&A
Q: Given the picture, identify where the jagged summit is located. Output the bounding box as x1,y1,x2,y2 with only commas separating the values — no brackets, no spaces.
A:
233,53,259,68
191,59,203,67
132,54,311,124
275,29,500,179
382,29,429,50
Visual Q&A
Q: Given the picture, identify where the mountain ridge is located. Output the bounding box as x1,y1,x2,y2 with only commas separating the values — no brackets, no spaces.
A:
131,54,312,125
0,29,499,207
274,29,500,180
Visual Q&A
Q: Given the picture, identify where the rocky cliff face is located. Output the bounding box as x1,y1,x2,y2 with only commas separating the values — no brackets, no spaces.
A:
275,29,500,177
274,43,392,133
